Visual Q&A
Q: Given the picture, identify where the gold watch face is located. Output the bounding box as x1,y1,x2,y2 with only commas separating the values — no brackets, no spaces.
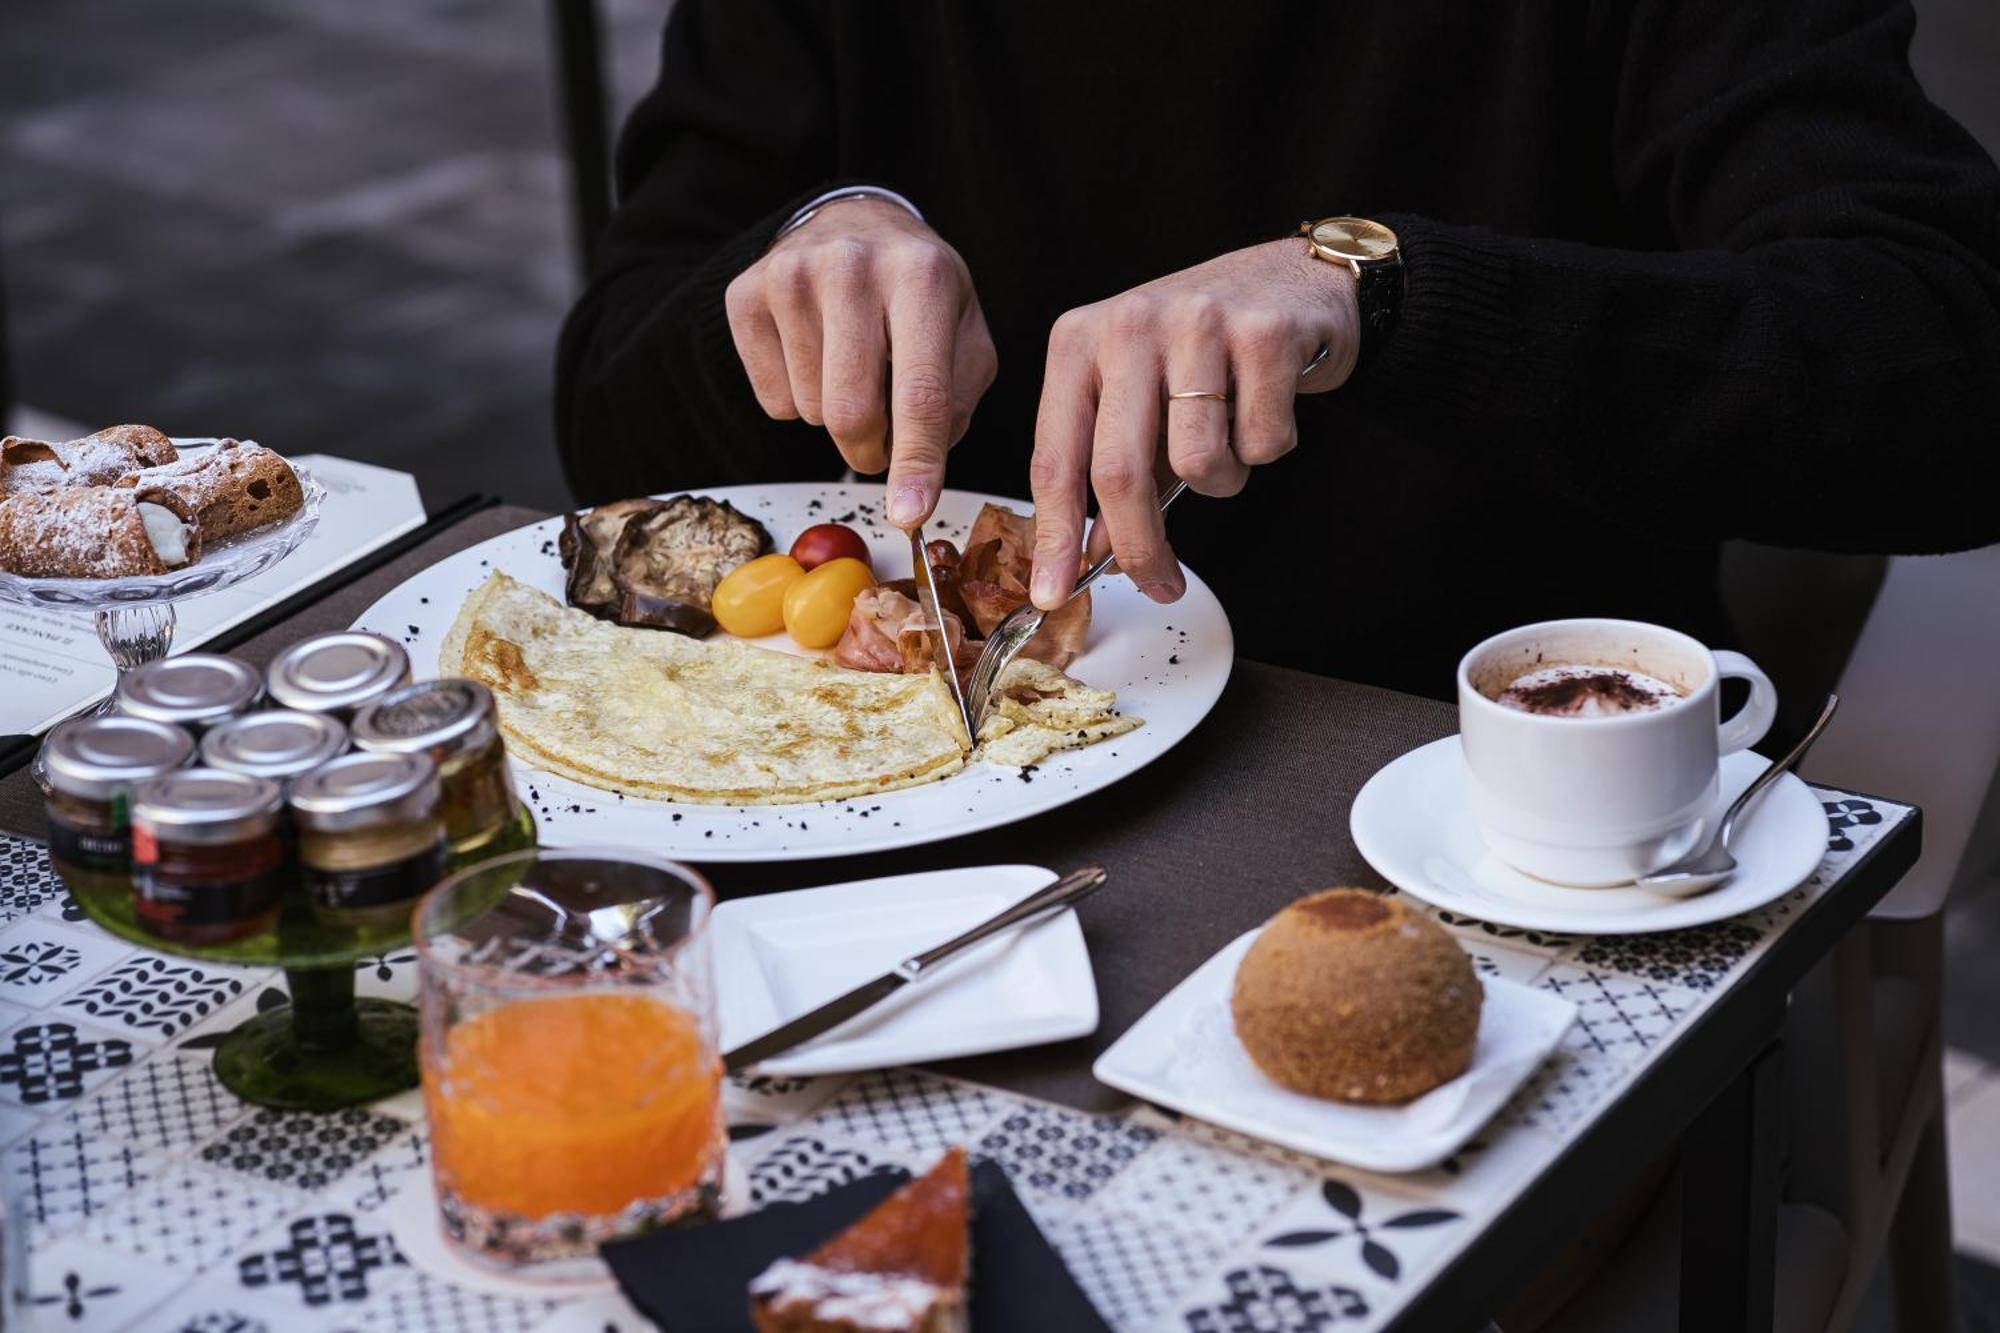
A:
1306,216,1399,263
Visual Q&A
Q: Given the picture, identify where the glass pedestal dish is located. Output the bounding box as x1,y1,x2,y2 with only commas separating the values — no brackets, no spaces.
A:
0,442,327,790
58,804,536,1111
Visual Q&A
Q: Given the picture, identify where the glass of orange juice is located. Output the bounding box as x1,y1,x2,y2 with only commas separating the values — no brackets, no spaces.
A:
414,847,723,1274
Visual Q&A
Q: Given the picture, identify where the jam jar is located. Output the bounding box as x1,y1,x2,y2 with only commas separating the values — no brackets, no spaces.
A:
200,710,348,788
266,632,411,719
43,715,196,895
289,751,448,929
352,679,524,857
116,653,262,734
130,769,286,946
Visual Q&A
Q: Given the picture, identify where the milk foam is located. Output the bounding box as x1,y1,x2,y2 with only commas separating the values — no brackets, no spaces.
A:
1495,665,1682,717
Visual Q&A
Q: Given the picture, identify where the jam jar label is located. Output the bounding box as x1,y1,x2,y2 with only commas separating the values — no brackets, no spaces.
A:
50,815,132,874
134,865,283,931
308,842,449,916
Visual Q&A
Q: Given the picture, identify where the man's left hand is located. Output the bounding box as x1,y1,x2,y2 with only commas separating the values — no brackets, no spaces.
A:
1028,238,1359,607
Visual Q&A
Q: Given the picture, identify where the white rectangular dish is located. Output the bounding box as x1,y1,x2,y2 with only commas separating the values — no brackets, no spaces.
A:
1093,929,1575,1173
714,864,1100,1076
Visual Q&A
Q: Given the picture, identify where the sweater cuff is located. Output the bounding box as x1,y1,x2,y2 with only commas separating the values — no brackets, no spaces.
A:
1348,214,1518,423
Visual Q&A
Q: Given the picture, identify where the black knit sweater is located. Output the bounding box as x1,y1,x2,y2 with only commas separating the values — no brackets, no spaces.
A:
558,0,2000,698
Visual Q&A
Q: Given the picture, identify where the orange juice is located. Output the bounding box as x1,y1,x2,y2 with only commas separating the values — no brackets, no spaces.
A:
424,991,720,1218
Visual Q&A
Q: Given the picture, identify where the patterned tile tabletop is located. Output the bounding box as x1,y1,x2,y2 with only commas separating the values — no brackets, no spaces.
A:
0,789,1910,1332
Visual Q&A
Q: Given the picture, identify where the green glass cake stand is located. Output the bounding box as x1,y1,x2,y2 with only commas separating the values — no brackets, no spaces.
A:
63,806,536,1111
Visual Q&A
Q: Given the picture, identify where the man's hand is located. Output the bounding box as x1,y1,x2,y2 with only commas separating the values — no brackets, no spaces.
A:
1028,238,1359,607
725,199,998,528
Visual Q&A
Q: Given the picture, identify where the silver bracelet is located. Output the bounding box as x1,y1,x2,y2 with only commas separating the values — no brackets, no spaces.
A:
773,186,925,244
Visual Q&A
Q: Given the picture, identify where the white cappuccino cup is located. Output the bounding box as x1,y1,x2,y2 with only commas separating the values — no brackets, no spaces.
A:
1456,618,1778,887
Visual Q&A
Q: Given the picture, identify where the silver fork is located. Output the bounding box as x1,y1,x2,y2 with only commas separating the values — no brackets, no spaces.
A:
963,480,1188,736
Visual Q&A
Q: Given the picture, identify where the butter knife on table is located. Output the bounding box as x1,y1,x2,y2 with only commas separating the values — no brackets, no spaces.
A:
909,523,978,746
721,865,1110,1074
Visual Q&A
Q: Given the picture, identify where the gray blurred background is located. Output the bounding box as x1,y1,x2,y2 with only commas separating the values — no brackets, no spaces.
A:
3,0,2000,1326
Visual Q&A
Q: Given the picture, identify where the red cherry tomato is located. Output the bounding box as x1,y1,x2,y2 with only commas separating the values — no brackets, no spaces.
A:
789,523,871,572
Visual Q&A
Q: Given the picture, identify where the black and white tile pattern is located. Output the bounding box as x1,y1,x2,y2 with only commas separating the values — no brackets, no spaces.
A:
743,1132,896,1208
0,795,1914,1333
6,1126,163,1239
812,1069,1005,1158
0,840,65,923
357,1268,557,1333
85,1162,298,1271
61,1054,249,1153
0,1019,137,1106
238,1213,406,1308
57,957,246,1040
1057,1211,1224,1328
200,1107,412,1193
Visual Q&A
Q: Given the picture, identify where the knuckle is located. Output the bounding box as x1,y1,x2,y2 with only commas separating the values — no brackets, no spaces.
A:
1028,450,1072,499
822,236,872,283
1233,308,1296,354
1178,292,1224,333
894,367,954,427
765,250,810,295
1233,425,1296,466
820,392,881,440
1107,295,1159,340
1091,451,1144,499
897,241,956,287
723,272,761,322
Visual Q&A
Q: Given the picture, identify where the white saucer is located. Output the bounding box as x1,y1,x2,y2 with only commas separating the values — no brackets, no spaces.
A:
1093,930,1575,1173
1350,737,1827,935
714,865,1099,1076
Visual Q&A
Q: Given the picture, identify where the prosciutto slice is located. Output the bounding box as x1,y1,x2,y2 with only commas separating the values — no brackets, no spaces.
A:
957,505,1091,669
833,584,974,683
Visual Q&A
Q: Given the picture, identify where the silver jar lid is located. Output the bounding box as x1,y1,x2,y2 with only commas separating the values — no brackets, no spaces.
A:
201,710,349,782
43,716,196,802
266,633,411,715
131,769,283,846
117,654,263,730
351,679,497,762
289,751,440,834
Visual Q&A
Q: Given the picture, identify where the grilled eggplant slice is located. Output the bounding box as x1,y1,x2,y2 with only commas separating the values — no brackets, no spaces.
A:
560,498,663,620
607,495,771,636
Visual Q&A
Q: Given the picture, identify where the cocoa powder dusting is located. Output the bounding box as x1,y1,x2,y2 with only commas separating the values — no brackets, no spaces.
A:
1297,890,1392,932
1506,670,1661,714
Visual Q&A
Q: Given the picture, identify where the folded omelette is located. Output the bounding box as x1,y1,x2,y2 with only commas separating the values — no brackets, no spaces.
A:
441,572,1138,805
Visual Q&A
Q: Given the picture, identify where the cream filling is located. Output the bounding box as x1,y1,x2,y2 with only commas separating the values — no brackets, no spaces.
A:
138,502,192,566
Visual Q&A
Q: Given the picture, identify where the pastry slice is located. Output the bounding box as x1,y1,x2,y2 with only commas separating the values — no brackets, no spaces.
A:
749,1147,970,1333
117,439,302,540
0,485,200,577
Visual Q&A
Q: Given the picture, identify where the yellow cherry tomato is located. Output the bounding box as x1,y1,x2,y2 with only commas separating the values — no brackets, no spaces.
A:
711,554,805,638
782,556,875,649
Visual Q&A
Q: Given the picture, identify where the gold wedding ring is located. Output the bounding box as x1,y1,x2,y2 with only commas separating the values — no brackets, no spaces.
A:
1167,390,1229,402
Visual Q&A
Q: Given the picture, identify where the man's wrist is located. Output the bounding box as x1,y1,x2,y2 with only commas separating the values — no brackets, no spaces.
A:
773,186,924,246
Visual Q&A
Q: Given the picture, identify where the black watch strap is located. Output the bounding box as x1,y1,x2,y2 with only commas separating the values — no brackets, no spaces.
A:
1352,257,1404,374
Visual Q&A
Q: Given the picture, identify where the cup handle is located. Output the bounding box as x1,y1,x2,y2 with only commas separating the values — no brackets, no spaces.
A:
1712,650,1778,755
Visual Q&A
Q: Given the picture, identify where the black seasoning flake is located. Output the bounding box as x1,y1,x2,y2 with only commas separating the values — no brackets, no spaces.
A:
672,812,683,822
408,625,422,637
705,830,714,838
420,596,430,604
1169,654,1180,665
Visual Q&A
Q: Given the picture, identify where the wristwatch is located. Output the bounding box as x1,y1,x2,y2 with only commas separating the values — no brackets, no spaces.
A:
1299,216,1403,373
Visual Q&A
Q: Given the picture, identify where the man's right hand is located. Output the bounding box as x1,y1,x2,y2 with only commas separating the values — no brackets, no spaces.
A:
724,199,997,528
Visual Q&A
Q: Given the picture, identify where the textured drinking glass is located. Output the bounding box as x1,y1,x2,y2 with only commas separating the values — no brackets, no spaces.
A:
414,848,723,1275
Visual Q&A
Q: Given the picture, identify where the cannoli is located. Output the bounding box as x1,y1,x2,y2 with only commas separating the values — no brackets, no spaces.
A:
0,486,201,578
118,440,302,541
1,425,180,495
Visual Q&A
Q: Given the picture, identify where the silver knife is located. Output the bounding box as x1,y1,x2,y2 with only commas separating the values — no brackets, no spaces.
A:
722,865,1110,1074
909,524,978,745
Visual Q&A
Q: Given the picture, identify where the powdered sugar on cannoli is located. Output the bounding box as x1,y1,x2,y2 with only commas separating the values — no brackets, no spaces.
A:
0,426,178,495
0,486,200,577
118,441,302,541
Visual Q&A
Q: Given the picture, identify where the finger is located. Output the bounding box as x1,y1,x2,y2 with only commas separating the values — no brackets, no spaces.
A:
1091,348,1183,602
818,272,890,475
1229,314,1307,468
884,264,959,527
765,251,826,426
724,272,798,420
1029,316,1096,608
1164,339,1245,498
948,299,999,449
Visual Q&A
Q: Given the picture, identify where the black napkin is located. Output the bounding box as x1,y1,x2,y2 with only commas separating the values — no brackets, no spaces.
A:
601,1159,1107,1331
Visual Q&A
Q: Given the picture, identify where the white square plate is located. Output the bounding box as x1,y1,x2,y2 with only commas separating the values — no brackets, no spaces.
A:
714,864,1099,1076
1093,930,1576,1173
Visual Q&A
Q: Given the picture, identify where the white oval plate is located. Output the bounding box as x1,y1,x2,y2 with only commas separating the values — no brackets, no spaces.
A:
351,482,1232,861
1350,737,1828,935
1093,928,1575,1173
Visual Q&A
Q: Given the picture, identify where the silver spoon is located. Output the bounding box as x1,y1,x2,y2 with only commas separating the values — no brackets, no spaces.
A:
1635,693,1838,897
